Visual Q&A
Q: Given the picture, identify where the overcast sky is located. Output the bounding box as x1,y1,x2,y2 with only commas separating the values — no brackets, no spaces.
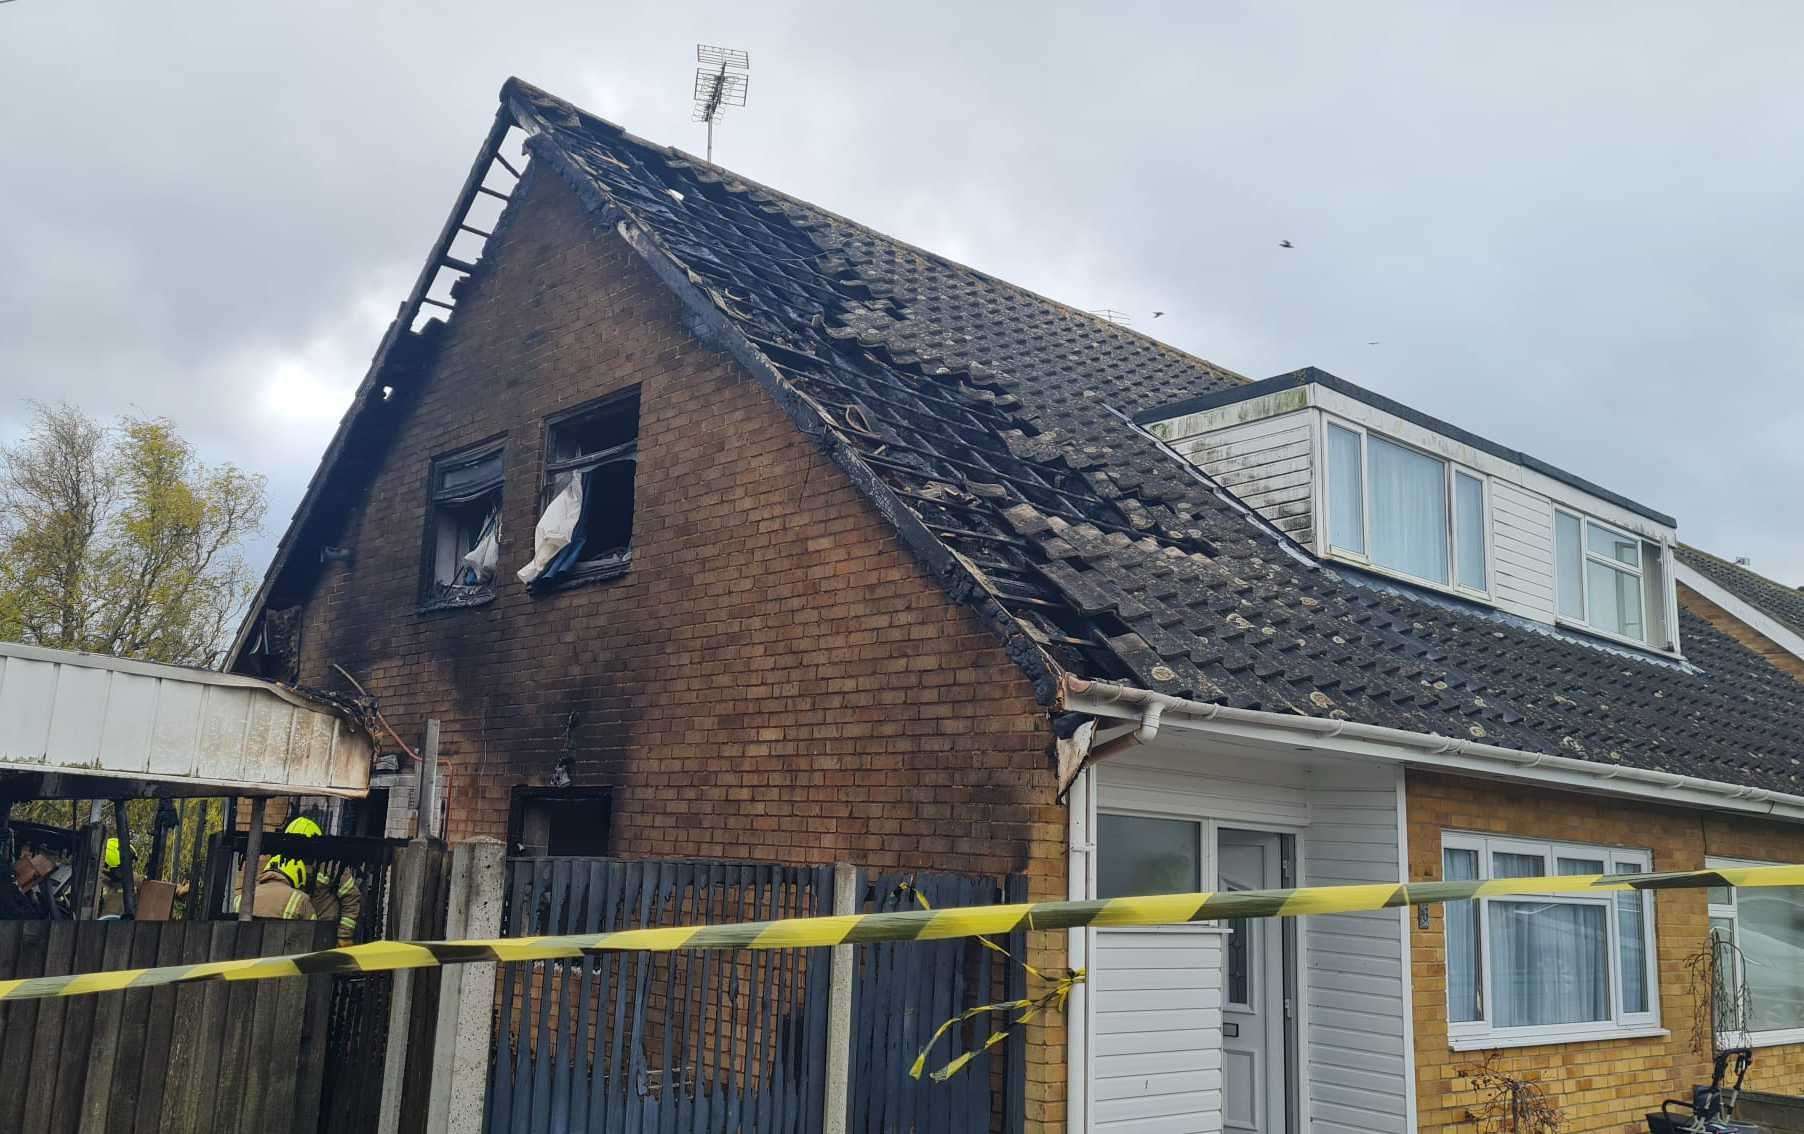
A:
5,2,1802,582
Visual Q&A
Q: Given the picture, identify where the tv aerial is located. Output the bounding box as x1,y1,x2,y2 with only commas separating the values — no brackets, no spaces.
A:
692,44,749,163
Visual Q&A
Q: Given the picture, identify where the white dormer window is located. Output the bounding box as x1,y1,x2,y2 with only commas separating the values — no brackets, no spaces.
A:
1137,367,1684,655
1555,510,1668,646
1325,422,1488,595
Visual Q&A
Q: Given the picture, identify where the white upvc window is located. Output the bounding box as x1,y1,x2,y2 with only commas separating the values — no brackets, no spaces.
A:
1555,508,1659,643
1442,832,1659,1049
1324,419,1489,597
1706,856,1804,1047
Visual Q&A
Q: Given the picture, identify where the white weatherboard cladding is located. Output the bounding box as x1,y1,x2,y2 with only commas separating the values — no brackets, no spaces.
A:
1089,746,1410,1134
0,642,370,796
1300,764,1411,1134
1488,479,1558,621
1091,928,1226,1131
1168,410,1315,548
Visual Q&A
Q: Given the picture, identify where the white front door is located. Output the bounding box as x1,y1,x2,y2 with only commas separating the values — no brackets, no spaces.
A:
1219,830,1286,1134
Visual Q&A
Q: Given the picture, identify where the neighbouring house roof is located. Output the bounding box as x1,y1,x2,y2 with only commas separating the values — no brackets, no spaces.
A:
238,78,1804,800
1677,544,1804,641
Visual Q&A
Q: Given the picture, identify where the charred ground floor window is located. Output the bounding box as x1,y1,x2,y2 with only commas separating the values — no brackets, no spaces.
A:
523,387,638,589
422,442,504,609
508,787,612,857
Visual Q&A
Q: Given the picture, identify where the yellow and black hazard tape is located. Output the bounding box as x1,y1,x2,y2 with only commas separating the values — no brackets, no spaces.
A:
4,864,1802,1003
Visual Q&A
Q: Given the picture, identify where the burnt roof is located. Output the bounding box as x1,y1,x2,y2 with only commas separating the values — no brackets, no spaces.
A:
1678,544,1804,640
240,78,1804,801
1135,366,1677,527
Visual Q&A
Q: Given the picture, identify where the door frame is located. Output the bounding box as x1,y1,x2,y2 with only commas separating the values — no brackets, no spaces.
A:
1068,766,1309,1134
1218,826,1301,1134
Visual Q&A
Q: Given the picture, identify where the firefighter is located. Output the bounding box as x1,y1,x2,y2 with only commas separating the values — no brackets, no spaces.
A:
277,816,362,944
97,837,143,918
231,851,317,920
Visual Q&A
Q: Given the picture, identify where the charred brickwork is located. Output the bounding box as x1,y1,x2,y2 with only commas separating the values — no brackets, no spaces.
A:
278,165,1070,1125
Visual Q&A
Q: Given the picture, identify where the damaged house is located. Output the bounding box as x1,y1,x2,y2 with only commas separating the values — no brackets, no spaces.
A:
231,80,1804,1133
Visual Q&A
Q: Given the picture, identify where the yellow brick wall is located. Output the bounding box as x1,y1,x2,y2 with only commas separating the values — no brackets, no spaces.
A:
1407,770,1804,1132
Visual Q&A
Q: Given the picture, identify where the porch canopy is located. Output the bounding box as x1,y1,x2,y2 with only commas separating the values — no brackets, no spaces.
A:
0,641,371,800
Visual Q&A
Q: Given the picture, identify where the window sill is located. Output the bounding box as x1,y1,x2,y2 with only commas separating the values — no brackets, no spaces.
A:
417,586,496,613
1323,550,1493,607
529,554,632,594
1449,1024,1668,1052
1723,1027,1804,1049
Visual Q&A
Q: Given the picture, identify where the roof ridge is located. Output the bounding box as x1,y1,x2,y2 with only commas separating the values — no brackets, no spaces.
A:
1678,542,1804,593
500,77,1251,391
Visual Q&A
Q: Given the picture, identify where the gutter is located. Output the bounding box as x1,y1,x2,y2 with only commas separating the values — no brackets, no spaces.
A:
1059,674,1804,823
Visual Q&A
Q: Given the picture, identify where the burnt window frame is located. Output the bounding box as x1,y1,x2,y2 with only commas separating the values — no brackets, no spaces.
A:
418,438,506,612
505,786,613,858
531,387,640,591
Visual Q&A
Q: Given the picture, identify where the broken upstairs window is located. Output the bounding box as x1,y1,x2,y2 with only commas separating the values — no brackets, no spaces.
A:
422,443,504,609
517,388,639,588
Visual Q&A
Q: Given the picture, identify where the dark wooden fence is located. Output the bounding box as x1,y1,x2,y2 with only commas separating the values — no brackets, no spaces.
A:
851,871,1028,1134
488,858,1027,1134
490,858,835,1134
0,919,335,1134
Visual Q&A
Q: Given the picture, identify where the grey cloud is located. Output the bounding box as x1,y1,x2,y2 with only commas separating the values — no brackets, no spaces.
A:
4,0,1801,578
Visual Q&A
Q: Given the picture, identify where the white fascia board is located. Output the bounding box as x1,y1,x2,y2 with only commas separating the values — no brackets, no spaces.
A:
1677,563,1804,666
1060,677,1804,823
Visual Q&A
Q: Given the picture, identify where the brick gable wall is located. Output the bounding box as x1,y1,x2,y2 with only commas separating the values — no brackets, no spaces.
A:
286,164,1070,1127
1407,770,1804,1132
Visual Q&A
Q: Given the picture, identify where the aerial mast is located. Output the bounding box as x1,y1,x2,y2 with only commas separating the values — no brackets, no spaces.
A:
692,44,750,163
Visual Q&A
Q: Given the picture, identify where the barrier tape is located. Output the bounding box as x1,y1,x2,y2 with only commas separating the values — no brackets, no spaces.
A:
901,883,1083,1082
3,864,1801,1003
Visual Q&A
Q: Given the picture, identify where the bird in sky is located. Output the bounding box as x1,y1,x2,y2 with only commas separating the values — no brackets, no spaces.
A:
1152,311,1165,319
1278,239,1294,248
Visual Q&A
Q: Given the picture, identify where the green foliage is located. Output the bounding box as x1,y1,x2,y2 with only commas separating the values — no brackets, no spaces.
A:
0,401,267,667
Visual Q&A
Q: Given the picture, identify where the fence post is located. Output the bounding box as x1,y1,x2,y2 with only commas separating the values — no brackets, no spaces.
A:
425,838,506,1134
824,862,859,1134
377,841,429,1134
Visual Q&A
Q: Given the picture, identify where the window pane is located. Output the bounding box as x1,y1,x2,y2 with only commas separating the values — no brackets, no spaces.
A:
1555,512,1585,620
1489,900,1611,1027
1096,814,1202,899
1587,523,1640,568
1368,436,1448,583
1611,863,1649,1014
1557,857,1605,876
1736,886,1804,1033
1492,851,1546,879
1326,425,1365,554
1586,560,1645,640
1445,848,1482,1023
1454,472,1486,590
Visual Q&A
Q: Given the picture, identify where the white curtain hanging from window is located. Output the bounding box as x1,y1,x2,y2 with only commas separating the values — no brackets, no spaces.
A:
1488,900,1610,1027
516,476,584,585
1367,436,1448,582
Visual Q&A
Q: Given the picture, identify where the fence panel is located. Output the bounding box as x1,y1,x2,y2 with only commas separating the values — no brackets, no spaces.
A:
0,919,334,1134
851,870,1028,1134
490,856,834,1134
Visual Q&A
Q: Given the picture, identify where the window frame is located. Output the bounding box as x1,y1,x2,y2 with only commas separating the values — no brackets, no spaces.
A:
1553,508,1658,647
1441,831,1661,1049
418,438,506,612
533,388,641,590
1706,854,1804,1047
1321,417,1492,600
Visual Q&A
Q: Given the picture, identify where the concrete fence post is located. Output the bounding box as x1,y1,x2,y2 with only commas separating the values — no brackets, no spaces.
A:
824,862,859,1134
425,838,507,1134
377,840,429,1134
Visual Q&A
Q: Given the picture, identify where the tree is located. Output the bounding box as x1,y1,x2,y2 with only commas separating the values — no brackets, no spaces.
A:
0,402,267,667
